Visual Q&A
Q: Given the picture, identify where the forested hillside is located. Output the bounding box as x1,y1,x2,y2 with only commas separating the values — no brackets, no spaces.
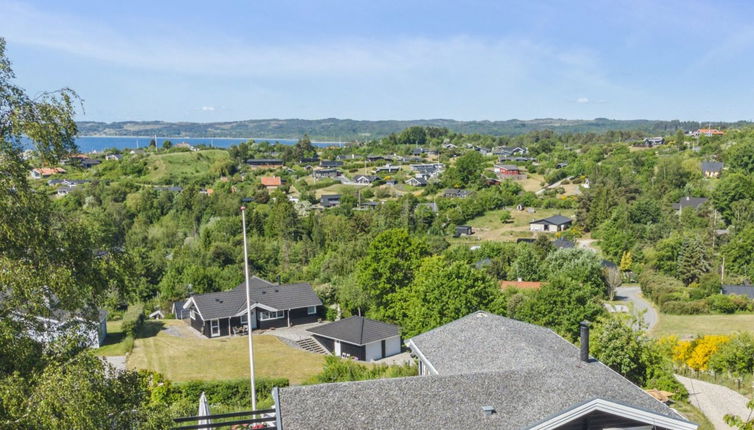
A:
76,117,749,140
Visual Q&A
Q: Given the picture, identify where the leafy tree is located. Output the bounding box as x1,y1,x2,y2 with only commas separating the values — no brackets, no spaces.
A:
726,140,754,174
591,317,664,386
355,229,429,319
619,251,633,272
162,140,172,149
511,244,542,281
396,256,500,337
709,333,754,376
714,172,754,223
543,248,606,294
724,225,754,279
0,38,167,428
516,276,605,341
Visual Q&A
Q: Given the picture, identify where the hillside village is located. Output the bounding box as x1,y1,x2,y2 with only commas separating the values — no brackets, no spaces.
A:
13,117,754,427
5,3,754,423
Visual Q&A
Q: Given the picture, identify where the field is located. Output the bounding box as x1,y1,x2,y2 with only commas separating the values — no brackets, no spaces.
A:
143,149,230,183
650,314,754,338
460,207,577,242
119,320,326,383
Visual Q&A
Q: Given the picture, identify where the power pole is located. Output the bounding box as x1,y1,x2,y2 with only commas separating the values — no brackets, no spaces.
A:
241,207,257,411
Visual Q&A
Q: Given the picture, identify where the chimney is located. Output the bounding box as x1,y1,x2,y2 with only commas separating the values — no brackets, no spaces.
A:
579,321,590,362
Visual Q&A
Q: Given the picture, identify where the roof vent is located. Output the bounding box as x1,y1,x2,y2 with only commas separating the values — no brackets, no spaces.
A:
274,289,279,292
261,291,266,294
482,406,495,416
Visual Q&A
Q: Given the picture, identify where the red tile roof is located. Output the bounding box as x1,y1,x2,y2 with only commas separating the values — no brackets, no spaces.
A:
500,280,543,290
261,176,282,187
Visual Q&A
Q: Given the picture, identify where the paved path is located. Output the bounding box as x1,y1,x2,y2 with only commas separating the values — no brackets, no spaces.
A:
103,355,126,372
676,374,751,430
615,285,658,331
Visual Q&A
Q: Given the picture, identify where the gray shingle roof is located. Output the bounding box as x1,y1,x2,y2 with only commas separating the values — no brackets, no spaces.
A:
188,277,321,321
701,161,723,172
307,316,399,345
531,214,572,226
672,196,708,210
408,311,579,375
722,285,754,299
278,311,688,429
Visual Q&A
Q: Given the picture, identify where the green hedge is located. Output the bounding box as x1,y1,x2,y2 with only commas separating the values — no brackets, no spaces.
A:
121,303,145,336
170,378,289,409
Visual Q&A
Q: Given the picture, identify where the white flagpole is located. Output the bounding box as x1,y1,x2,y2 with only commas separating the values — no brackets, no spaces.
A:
241,206,257,410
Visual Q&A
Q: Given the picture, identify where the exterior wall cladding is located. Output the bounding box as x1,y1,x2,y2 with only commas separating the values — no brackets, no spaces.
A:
311,334,367,361
193,306,322,337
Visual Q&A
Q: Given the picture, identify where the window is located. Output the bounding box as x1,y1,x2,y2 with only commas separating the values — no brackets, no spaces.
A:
307,306,317,315
240,314,248,325
260,310,284,321
210,320,220,337
190,309,196,320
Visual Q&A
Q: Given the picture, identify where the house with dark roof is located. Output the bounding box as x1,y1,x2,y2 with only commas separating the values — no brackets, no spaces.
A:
80,158,101,169
319,160,343,168
529,215,573,232
701,161,723,178
273,312,696,429
375,164,400,174
721,283,754,299
306,316,401,361
353,174,378,185
405,176,428,187
320,194,341,208
672,196,708,214
443,188,472,198
552,238,576,249
312,168,341,179
171,300,189,319
454,225,473,237
182,276,322,338
246,159,284,169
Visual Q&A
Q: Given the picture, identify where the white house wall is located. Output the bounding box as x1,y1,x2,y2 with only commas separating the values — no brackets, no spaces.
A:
385,336,401,356
365,341,382,361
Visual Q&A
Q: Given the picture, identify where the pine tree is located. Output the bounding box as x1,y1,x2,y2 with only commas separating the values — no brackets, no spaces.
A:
677,236,710,285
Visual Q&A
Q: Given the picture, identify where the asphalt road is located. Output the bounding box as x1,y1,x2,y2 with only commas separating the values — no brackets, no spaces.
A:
676,374,751,430
615,285,658,331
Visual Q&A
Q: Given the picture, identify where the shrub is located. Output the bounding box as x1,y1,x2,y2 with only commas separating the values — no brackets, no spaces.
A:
661,300,709,315
171,378,289,410
707,294,740,314
121,304,145,336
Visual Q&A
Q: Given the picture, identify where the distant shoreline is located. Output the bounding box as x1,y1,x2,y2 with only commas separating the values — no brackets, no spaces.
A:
79,135,346,144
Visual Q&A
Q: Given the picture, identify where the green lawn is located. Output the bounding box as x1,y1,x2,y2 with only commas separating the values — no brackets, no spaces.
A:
126,320,325,384
464,207,577,242
143,150,229,183
650,313,754,338
94,320,130,356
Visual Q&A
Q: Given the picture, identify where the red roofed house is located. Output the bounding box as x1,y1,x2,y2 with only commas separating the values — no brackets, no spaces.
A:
30,167,66,179
500,280,543,290
261,176,283,190
697,128,725,136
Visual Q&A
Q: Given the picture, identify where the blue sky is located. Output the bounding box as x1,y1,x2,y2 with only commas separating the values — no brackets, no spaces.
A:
2,0,753,122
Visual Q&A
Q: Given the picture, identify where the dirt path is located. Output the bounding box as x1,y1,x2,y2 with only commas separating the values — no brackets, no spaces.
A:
676,374,752,430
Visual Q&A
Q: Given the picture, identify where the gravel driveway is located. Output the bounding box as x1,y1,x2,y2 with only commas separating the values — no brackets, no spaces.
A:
615,285,658,331
676,374,752,429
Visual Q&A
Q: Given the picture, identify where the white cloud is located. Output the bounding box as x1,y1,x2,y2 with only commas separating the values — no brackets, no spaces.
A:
576,97,590,104
0,0,616,90
200,106,215,112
